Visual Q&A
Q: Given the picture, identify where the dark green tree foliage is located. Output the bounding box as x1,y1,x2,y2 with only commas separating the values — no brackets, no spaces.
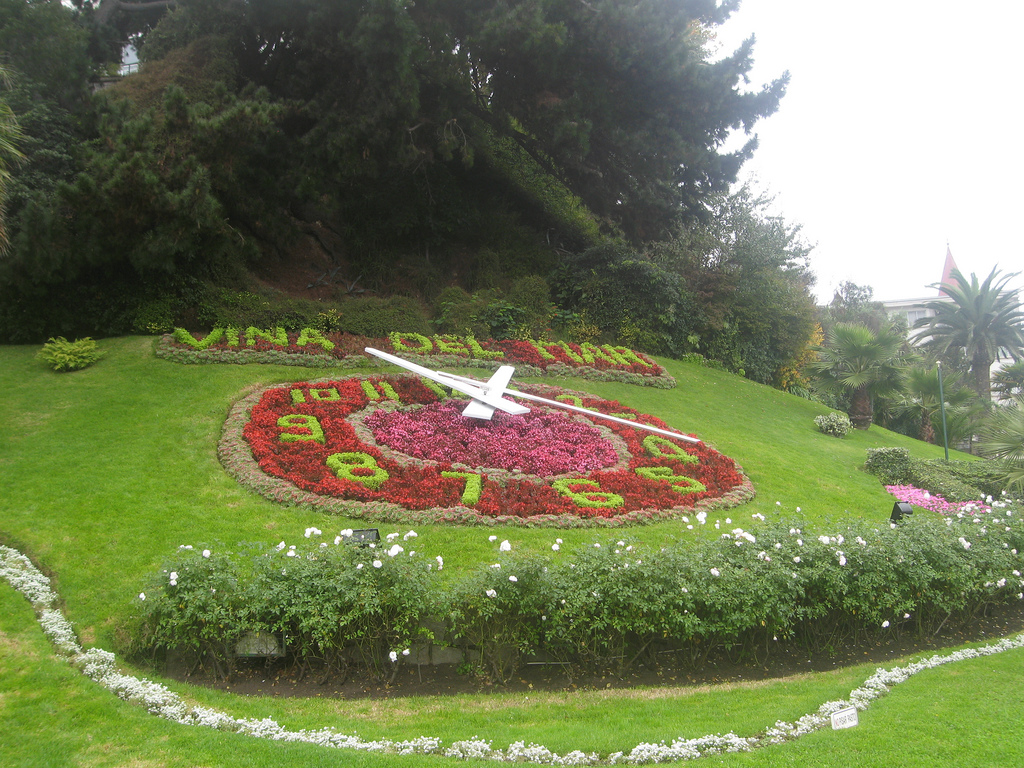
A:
821,281,893,335
128,0,784,243
553,186,817,384
437,0,785,240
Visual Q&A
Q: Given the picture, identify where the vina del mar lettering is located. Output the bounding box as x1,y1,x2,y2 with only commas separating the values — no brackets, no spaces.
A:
167,328,674,386
226,374,753,526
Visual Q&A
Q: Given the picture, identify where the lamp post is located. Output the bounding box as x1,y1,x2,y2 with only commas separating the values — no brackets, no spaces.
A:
937,361,950,461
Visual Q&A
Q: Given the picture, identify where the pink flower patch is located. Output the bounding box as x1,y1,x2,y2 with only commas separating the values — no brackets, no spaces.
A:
366,402,619,475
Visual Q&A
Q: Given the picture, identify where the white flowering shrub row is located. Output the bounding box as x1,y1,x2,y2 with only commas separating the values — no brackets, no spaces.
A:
120,503,1024,685
4,542,1024,764
127,539,433,681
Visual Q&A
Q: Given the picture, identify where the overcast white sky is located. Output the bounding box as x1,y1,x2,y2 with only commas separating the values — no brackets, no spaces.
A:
715,1,1024,304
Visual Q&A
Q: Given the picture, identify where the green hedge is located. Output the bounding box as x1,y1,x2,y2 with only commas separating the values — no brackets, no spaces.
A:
124,510,1024,684
865,449,1008,501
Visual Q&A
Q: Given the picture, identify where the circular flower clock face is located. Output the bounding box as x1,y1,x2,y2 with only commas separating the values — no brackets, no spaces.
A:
223,374,752,527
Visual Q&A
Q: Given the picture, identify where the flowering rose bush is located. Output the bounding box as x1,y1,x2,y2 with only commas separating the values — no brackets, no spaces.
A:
223,374,752,526
157,329,677,388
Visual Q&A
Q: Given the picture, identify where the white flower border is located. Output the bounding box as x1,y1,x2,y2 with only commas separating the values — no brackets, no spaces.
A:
4,542,1024,764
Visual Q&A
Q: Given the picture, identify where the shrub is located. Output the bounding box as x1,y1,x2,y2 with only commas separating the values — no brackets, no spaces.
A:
36,336,103,372
864,447,912,485
814,412,852,438
335,296,432,338
124,506,1024,686
444,554,551,683
908,459,991,504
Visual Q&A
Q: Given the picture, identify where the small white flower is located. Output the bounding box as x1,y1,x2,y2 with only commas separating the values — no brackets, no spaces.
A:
489,535,498,542
372,560,383,568
882,620,890,628
499,540,511,551
403,530,418,540
485,589,497,598
387,544,404,557
202,549,211,558
795,507,801,513
169,572,178,581
556,538,563,544
356,563,364,570
552,543,560,551
402,648,410,656
138,592,146,601
389,651,398,663
490,563,501,569
286,550,296,558
509,575,518,582
304,527,321,538
387,532,400,541
340,529,354,537
710,567,721,577
435,555,444,570
793,556,801,563
169,579,176,586
904,613,911,619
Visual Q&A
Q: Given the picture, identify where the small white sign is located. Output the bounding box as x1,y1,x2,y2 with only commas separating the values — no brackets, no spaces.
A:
831,706,859,730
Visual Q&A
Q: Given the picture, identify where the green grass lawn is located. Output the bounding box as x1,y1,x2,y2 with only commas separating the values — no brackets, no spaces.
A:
2,336,1019,767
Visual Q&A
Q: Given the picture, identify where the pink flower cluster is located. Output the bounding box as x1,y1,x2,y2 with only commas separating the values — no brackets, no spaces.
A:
885,485,991,516
365,402,619,476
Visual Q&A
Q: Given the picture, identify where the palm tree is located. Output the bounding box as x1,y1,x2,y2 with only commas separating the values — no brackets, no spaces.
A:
893,364,978,445
992,360,1024,402
912,267,1024,401
0,64,25,256
980,397,1024,493
807,322,906,429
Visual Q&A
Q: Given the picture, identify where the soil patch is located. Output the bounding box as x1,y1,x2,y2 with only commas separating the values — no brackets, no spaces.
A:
171,600,1024,701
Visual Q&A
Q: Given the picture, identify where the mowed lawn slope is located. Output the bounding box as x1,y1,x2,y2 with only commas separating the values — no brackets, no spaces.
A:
5,336,1021,768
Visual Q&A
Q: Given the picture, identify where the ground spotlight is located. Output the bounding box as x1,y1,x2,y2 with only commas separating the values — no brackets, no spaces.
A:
890,502,913,523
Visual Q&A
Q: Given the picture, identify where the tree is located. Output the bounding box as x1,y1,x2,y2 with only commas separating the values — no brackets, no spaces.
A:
980,398,1024,493
0,65,24,256
807,323,907,429
126,0,786,242
992,360,1024,402
891,364,977,445
912,267,1024,401
820,281,893,335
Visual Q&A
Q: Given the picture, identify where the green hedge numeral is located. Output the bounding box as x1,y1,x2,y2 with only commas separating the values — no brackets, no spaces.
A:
635,466,706,495
361,379,400,401
277,414,325,444
441,470,483,505
552,478,624,508
642,435,698,463
326,452,389,490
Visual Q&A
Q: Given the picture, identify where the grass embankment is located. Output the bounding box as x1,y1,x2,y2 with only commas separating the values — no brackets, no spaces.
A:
2,336,1021,767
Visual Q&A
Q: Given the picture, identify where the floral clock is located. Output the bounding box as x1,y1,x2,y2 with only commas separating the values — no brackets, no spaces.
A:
220,374,753,527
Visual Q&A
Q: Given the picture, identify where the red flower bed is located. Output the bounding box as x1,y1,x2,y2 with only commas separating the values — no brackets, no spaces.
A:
223,375,753,527
223,375,752,526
